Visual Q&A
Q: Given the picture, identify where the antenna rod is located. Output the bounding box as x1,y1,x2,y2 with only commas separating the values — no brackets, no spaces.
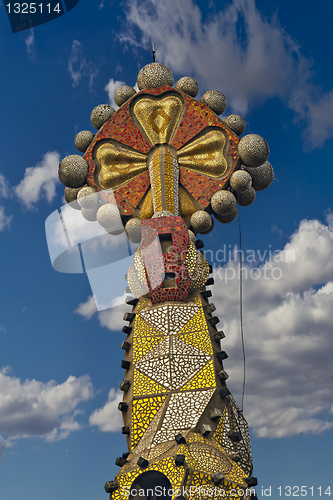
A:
152,42,156,62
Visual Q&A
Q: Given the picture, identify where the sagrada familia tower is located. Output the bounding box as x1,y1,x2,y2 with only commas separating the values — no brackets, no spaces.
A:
55,62,273,500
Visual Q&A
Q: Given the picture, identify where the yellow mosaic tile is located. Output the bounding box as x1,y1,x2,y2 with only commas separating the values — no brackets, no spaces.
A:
133,368,168,397
179,360,215,391
133,335,165,363
131,395,167,449
178,330,213,355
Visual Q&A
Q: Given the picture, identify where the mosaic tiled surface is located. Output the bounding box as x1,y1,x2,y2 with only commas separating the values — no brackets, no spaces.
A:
213,394,253,476
92,85,256,499
84,87,240,217
178,432,248,485
129,296,216,456
148,147,180,215
141,216,190,304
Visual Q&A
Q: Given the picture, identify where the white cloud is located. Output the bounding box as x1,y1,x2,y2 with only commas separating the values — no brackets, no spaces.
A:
0,370,94,458
68,40,98,91
0,436,5,460
0,173,10,199
105,78,126,109
210,215,333,438
0,206,12,231
120,0,333,147
75,295,97,319
15,151,60,209
25,29,36,60
75,293,129,330
89,388,123,432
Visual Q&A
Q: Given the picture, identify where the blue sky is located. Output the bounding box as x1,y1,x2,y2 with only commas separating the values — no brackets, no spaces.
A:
1,0,333,498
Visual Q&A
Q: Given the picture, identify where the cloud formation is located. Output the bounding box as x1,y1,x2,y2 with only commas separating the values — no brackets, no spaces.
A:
25,29,36,60
68,40,98,91
0,174,10,199
210,215,333,438
0,206,12,231
120,0,333,148
105,78,126,109
15,151,60,209
76,293,129,330
0,367,94,458
89,388,123,432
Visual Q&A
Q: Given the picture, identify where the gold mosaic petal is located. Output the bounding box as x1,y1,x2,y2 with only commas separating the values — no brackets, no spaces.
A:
133,95,185,145
131,395,167,448
178,129,229,179
96,141,147,190
179,185,196,219
133,368,168,397
179,360,215,391
139,187,154,219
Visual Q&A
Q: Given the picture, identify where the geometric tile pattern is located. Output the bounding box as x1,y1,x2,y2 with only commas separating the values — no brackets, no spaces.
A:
133,369,167,397
131,396,167,448
214,394,253,476
179,360,215,391
136,336,211,389
130,296,216,457
177,432,248,485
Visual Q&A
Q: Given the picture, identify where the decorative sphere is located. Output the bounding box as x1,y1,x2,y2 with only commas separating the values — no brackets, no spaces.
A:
236,187,256,206
224,115,246,136
230,170,252,193
64,186,83,210
77,186,99,209
96,203,123,231
125,218,142,243
243,161,274,191
59,155,88,188
114,86,136,107
211,190,237,216
200,216,214,234
175,77,199,97
214,205,238,224
238,134,269,167
190,211,213,234
74,130,95,153
188,230,196,244
137,63,174,90
90,104,115,130
200,90,227,115
81,207,98,222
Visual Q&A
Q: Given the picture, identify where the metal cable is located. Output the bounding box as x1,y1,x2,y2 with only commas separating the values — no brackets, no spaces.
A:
237,207,246,413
